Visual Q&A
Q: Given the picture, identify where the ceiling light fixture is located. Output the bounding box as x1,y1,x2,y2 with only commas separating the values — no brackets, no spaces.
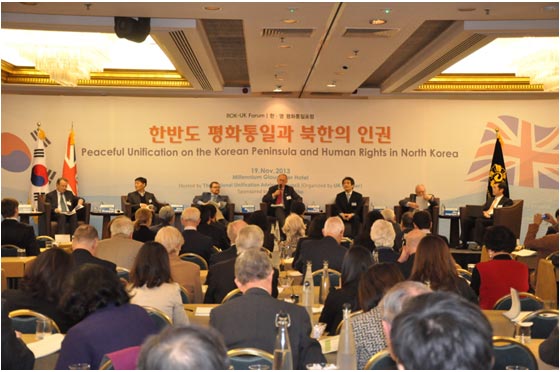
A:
282,19,297,24
204,6,222,11
370,19,387,25
279,37,291,49
347,50,359,59
273,85,283,92
326,81,336,88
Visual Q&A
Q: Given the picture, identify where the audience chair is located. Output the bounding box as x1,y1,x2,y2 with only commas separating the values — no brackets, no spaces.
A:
227,348,274,370
535,258,558,308
212,245,222,254
116,267,130,284
520,309,559,339
493,292,544,311
1,268,6,292
36,235,55,249
222,288,242,304
1,244,20,257
311,268,341,288
8,309,61,334
364,349,397,370
334,310,363,335
99,345,141,370
492,336,538,370
142,306,172,331
260,247,272,258
179,284,190,304
393,197,440,234
457,268,472,284
179,253,209,270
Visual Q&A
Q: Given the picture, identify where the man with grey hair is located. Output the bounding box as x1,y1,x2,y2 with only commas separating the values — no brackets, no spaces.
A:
71,224,116,272
179,207,214,263
294,216,346,273
398,184,438,214
137,325,229,370
204,225,278,304
210,250,326,369
150,205,176,234
208,219,248,266
96,216,142,270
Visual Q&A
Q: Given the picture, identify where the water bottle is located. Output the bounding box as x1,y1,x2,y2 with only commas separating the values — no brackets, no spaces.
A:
273,311,293,370
302,261,314,324
271,239,281,269
336,303,357,369
319,261,330,305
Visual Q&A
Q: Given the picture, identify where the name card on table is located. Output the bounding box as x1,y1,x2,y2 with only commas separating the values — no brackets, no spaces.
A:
171,204,184,213
307,205,321,213
19,204,33,213
100,204,115,213
443,208,459,216
241,205,255,213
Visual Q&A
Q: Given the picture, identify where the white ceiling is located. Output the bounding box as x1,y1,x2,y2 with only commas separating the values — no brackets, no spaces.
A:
1,2,558,98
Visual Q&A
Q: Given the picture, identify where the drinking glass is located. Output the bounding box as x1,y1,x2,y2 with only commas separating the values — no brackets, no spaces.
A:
515,321,532,344
35,319,52,340
68,363,91,370
248,365,270,370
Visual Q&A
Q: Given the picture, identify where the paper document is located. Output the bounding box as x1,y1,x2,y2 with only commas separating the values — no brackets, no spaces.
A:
27,333,65,358
271,203,284,208
319,335,339,354
512,249,537,257
194,307,213,317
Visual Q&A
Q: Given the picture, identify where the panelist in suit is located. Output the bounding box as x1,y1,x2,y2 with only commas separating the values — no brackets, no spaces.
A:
460,181,513,247
334,176,364,238
1,198,39,256
192,181,230,222
179,207,214,263
262,173,302,230
71,224,117,273
398,184,439,215
45,177,85,235
127,177,161,218
210,249,326,369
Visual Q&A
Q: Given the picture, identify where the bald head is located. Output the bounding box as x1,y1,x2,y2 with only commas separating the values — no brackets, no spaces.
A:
227,220,248,245
322,216,345,242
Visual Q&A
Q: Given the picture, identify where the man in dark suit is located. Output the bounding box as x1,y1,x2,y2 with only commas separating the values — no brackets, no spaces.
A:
45,177,84,235
127,177,161,218
71,224,116,273
294,216,346,273
334,176,364,238
179,207,214,263
192,181,231,222
460,181,513,247
210,249,325,369
1,198,39,256
208,220,247,267
262,174,302,231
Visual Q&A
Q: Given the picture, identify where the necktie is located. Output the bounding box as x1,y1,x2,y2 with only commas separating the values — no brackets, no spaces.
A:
211,194,217,203
346,193,351,202
60,193,68,212
276,188,283,204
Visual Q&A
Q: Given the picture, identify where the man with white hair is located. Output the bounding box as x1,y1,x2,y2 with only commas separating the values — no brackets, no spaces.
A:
179,207,214,263
398,184,438,214
294,216,346,273
149,205,176,234
96,216,143,270
204,225,279,303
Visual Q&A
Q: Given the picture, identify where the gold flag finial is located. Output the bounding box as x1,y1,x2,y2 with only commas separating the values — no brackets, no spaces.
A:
495,128,503,145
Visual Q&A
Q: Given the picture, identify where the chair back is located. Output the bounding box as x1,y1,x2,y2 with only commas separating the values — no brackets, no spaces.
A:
179,253,209,270
179,284,190,304
493,200,524,239
36,235,55,249
8,309,61,334
1,244,20,257
222,288,242,304
364,349,397,370
37,194,52,236
1,268,6,292
143,306,172,331
521,309,559,339
457,268,472,284
99,345,141,370
493,292,544,311
116,267,130,283
121,195,133,219
227,348,274,370
535,258,558,308
212,245,222,254
334,310,363,335
492,336,538,370
311,268,341,288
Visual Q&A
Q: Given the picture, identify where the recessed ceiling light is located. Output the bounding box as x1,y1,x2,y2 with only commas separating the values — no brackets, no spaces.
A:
326,81,336,88
458,7,476,12
282,19,297,24
275,64,288,68
279,44,292,49
204,6,221,11
274,74,284,81
273,85,283,92
347,50,359,59
370,19,387,25
334,71,345,76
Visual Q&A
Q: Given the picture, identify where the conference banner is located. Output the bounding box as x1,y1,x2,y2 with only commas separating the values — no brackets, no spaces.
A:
2,95,558,240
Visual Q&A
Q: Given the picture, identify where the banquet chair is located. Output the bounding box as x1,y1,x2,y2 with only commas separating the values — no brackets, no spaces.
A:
457,268,472,284
364,349,397,370
334,310,363,335
493,292,544,311
222,288,242,304
8,309,61,334
179,253,208,270
311,268,341,288
535,258,558,308
36,235,55,249
99,345,141,370
227,348,274,370
212,245,222,254
520,309,559,339
116,267,130,284
179,284,190,304
492,336,538,370
143,306,172,331
1,244,20,257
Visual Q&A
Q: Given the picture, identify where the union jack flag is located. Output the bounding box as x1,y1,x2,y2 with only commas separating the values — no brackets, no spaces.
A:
466,115,558,189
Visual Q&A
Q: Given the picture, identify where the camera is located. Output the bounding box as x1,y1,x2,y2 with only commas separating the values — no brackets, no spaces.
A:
542,214,548,219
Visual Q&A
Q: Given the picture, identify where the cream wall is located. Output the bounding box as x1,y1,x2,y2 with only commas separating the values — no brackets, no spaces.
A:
2,95,558,240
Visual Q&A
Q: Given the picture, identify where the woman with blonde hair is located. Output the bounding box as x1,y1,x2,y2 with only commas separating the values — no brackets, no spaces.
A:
282,213,306,256
133,207,156,242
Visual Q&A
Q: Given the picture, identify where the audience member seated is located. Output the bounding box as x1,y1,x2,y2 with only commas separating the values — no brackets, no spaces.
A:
290,201,308,228
155,226,202,303
132,207,156,243
371,220,399,263
208,220,247,267
179,207,214,263
545,209,559,235
2,248,77,333
129,242,190,325
460,181,513,247
126,176,161,218
409,235,478,303
294,214,327,265
192,181,231,223
470,225,529,309
149,205,176,234
1,299,34,370
399,211,414,239
96,216,142,270
334,176,364,238
380,208,403,251
282,213,306,257
351,263,404,369
353,210,383,253
71,224,116,273
197,205,229,251
397,210,431,278
137,325,229,370
56,264,158,369
45,177,85,235
210,250,326,369
539,325,559,367
524,212,559,260
247,210,275,251
294,216,346,273
391,292,493,370
261,173,302,231
1,197,39,256
204,225,279,304
319,245,375,335
398,184,438,216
